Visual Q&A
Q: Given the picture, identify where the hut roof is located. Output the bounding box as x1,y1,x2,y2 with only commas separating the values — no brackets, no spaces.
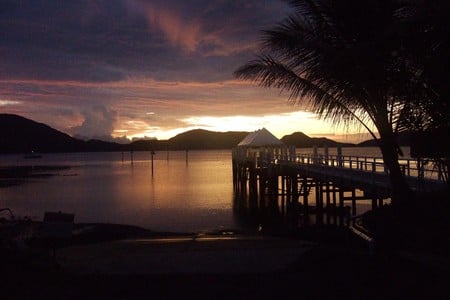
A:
238,128,284,147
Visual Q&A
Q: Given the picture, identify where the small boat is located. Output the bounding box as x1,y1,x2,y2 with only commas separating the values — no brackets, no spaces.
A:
23,151,42,159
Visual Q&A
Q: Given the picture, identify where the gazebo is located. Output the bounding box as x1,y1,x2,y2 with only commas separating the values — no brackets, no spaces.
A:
233,128,289,166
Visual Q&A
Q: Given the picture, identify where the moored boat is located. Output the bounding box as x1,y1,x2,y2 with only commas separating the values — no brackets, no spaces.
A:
23,151,42,159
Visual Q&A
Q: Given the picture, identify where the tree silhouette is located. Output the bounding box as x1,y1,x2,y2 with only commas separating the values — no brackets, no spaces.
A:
234,0,447,205
386,0,450,185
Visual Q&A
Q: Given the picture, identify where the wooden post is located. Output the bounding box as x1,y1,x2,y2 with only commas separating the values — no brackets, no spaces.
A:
240,165,247,193
233,160,238,192
249,165,257,198
339,187,344,226
326,182,331,224
292,174,298,202
303,177,309,226
315,181,320,210
351,188,356,225
289,145,296,162
282,175,289,216
337,144,343,167
151,150,155,176
313,145,318,164
316,181,323,225
185,149,189,165
332,185,337,225
372,196,377,210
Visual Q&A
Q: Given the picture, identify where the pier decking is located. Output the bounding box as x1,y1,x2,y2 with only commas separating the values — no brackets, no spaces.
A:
232,147,447,228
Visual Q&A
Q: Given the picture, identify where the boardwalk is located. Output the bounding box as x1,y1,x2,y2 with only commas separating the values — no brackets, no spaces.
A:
232,147,447,228
284,153,446,193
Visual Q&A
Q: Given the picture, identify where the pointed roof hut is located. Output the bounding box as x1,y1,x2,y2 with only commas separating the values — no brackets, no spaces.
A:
234,128,288,165
237,128,284,147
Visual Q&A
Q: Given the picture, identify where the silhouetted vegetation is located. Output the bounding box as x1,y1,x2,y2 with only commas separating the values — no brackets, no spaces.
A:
234,0,449,206
234,0,449,259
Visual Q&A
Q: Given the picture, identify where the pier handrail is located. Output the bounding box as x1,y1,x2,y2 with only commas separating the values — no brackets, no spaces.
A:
255,152,446,184
232,147,447,189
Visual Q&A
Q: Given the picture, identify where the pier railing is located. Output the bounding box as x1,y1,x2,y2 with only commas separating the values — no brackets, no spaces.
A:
232,147,448,233
232,148,447,184
289,154,445,182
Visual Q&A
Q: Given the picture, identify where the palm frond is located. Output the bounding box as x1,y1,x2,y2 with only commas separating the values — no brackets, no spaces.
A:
234,55,378,139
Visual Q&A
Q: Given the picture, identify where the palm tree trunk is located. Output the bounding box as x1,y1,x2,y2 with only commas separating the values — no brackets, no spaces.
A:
378,127,412,207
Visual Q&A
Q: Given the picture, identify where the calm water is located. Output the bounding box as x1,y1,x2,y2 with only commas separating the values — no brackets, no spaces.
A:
0,147,406,232
1,150,235,232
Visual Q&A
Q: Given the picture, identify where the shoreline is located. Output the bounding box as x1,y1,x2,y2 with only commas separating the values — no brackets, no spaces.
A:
0,165,71,188
3,222,449,300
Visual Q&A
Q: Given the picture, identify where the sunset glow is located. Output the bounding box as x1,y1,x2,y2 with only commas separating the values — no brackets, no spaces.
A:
0,0,368,143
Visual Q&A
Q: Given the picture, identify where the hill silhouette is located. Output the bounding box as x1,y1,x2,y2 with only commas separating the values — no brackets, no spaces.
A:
0,114,363,153
126,130,248,151
168,129,248,150
0,114,83,153
280,132,354,148
357,132,411,147
0,114,129,153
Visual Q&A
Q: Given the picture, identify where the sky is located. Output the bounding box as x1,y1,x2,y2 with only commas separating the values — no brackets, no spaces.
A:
0,0,371,143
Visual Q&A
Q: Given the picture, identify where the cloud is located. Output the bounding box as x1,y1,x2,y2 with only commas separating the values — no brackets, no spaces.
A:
70,106,118,140
0,99,21,106
1,1,363,142
0,0,289,84
144,3,201,52
123,0,290,56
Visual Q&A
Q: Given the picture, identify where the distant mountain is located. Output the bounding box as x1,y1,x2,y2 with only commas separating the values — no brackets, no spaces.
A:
0,114,82,153
0,114,125,153
0,114,249,153
357,132,411,147
129,139,166,151
168,129,248,150
0,114,358,153
122,130,248,151
280,132,354,148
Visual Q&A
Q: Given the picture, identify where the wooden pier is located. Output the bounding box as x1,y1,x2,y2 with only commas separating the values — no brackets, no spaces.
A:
232,146,447,229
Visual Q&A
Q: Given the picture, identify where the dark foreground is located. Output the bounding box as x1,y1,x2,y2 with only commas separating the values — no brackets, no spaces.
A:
2,225,449,300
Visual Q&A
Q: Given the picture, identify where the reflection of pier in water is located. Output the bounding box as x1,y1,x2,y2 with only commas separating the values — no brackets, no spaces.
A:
232,145,447,231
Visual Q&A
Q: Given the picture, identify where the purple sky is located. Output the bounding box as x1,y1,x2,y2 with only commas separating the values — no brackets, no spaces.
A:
0,0,371,142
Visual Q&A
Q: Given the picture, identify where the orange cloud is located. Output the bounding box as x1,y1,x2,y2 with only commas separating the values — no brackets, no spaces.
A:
146,4,201,52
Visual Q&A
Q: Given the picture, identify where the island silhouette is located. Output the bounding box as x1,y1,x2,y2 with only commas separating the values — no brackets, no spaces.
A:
0,114,411,154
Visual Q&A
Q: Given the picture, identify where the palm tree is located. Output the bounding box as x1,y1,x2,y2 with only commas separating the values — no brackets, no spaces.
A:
400,0,450,186
396,0,450,132
234,0,421,205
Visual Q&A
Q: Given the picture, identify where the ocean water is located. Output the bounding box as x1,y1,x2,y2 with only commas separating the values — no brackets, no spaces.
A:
0,150,235,232
0,147,406,232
